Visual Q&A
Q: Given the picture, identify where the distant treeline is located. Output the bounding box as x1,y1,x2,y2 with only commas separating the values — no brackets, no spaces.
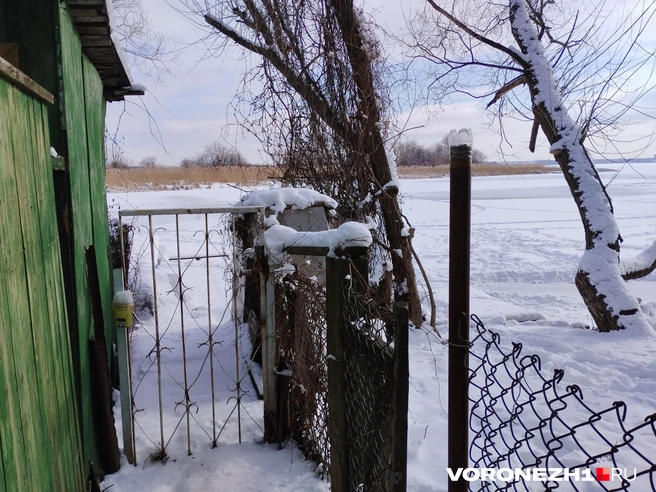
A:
107,140,249,169
108,137,493,169
394,137,488,167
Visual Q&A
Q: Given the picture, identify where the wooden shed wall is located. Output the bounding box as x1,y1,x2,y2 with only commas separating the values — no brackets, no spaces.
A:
58,1,115,474
0,75,86,492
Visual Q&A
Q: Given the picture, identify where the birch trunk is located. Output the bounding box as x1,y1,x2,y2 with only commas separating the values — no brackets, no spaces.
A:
510,0,653,333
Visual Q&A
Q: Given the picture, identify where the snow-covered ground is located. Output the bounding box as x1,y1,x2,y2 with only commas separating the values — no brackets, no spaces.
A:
103,163,656,491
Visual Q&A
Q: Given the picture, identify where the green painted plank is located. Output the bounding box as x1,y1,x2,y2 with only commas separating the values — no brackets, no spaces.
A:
0,435,6,492
1,80,49,492
59,2,99,471
0,82,51,492
35,98,86,491
16,90,65,489
0,80,29,491
83,58,114,353
24,94,67,489
28,88,73,489
6,75,58,492
29,96,86,491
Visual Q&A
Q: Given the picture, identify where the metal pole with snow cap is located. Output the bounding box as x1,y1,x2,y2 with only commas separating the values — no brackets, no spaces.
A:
112,283,136,465
448,129,472,492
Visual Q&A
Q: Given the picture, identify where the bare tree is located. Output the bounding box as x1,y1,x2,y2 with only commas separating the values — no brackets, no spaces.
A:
395,138,487,167
139,156,158,167
180,140,249,167
179,0,425,323
202,140,248,167
111,0,178,82
396,140,436,167
409,0,656,332
472,148,487,164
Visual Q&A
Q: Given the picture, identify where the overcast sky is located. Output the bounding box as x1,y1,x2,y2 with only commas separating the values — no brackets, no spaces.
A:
105,0,656,167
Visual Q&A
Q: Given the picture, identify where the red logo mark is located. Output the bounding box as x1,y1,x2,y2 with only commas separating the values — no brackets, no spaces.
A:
596,468,611,482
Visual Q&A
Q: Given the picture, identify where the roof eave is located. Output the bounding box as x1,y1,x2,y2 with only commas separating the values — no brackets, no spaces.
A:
66,0,139,101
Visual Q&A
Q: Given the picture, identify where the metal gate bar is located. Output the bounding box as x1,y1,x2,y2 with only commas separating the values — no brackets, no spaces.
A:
118,206,264,463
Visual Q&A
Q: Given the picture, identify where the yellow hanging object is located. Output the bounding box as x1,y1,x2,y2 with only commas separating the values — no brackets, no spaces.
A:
112,290,134,328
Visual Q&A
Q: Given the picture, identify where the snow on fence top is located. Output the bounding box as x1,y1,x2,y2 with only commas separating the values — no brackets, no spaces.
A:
265,222,372,261
239,188,338,213
447,128,474,147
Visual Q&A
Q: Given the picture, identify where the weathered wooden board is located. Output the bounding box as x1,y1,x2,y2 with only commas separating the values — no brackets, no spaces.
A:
29,96,85,490
0,78,54,492
0,71,86,492
59,1,100,472
83,56,114,351
0,79,30,492
35,99,87,490
11,80,62,491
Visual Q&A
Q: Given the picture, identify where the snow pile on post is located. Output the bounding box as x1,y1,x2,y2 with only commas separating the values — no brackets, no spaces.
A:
113,290,134,305
265,222,372,262
239,188,338,213
447,128,473,147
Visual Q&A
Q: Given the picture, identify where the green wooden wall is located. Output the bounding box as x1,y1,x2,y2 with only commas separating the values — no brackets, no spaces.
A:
0,75,86,492
0,1,119,486
58,1,115,475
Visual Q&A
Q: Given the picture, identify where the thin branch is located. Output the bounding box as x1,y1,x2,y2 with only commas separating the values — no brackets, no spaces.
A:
204,14,351,143
426,0,528,67
486,74,526,108
621,240,656,280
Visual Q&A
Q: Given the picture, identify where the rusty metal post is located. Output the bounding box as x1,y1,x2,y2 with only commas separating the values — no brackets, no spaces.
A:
448,140,472,492
391,302,409,492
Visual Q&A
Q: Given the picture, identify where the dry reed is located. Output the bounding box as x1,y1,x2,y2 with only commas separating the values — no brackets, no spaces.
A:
105,165,280,191
397,163,554,179
106,163,554,191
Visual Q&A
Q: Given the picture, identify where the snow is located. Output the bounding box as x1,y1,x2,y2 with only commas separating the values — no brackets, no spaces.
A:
128,82,148,92
103,165,656,491
113,290,134,305
109,31,133,83
620,239,656,276
239,187,338,213
447,128,473,148
264,221,372,263
384,141,401,191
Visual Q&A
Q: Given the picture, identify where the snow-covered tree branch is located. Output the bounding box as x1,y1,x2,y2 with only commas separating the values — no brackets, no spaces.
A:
415,0,656,333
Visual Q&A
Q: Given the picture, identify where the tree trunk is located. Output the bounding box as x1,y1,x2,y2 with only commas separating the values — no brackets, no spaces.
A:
330,0,423,325
204,1,424,326
510,0,651,333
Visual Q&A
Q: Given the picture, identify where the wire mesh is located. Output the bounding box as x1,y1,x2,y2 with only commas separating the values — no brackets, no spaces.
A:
469,314,656,491
275,270,331,477
341,281,397,492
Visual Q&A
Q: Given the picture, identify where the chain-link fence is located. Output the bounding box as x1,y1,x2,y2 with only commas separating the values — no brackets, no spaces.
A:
269,249,409,491
275,272,331,477
469,314,656,491
341,280,402,492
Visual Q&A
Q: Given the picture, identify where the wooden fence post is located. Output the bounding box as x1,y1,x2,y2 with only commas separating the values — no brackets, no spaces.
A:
326,253,349,492
448,141,472,492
